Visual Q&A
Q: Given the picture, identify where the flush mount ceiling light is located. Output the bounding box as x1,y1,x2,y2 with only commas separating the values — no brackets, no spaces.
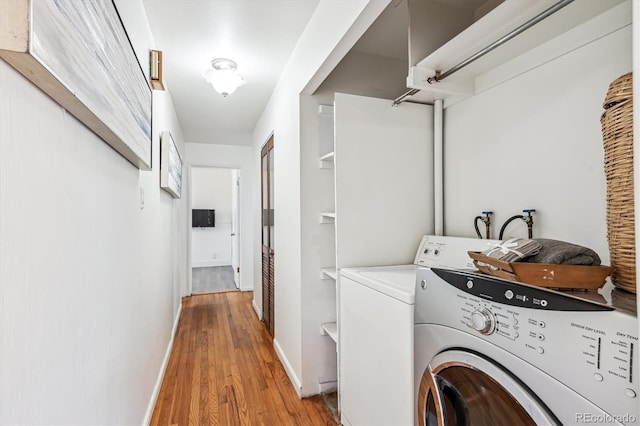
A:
203,58,246,97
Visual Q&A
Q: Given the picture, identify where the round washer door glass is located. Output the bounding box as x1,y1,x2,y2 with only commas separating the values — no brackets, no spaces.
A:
419,350,558,426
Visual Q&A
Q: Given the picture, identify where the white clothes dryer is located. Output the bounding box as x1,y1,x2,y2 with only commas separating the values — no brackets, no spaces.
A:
339,236,500,426
415,268,639,426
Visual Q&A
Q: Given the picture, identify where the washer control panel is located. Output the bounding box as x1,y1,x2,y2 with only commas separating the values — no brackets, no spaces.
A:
456,284,556,354
413,235,501,269
416,268,639,422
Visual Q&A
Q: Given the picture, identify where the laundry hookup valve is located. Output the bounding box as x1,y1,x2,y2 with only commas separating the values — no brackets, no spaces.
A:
474,211,493,239
499,209,536,239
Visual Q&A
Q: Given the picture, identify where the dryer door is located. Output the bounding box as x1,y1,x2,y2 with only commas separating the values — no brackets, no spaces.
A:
418,350,559,426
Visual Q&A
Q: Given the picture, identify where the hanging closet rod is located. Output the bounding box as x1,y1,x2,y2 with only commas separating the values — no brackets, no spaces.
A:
392,88,421,107
427,0,574,83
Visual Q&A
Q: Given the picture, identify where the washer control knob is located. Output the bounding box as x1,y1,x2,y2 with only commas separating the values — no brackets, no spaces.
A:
420,279,427,290
470,308,496,335
504,290,514,300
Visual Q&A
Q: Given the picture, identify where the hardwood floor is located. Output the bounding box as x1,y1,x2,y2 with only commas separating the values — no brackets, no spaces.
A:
150,291,337,426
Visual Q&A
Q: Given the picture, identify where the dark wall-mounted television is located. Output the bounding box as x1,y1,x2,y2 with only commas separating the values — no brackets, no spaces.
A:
192,209,215,227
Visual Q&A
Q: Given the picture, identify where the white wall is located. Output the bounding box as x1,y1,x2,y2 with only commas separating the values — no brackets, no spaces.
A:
191,167,233,214
443,7,632,265
191,167,233,267
251,0,391,396
0,1,187,423
185,143,255,292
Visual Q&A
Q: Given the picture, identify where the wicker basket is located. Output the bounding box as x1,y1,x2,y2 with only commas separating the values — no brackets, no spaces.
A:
601,72,635,293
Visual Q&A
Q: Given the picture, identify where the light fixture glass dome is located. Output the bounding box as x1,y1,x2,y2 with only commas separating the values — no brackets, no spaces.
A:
203,58,246,97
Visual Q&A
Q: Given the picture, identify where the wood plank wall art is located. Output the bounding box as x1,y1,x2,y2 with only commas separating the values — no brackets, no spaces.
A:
160,131,182,198
0,0,152,170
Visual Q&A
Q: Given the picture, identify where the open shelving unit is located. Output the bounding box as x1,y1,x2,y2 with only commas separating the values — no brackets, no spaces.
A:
321,322,338,343
314,92,437,418
317,103,339,346
319,212,336,224
320,267,338,280
319,151,335,169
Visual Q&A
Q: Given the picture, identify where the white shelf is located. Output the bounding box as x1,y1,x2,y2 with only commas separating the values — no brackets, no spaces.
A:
321,322,338,343
320,152,335,161
318,105,334,115
320,267,337,280
319,151,335,169
320,212,336,224
407,0,626,104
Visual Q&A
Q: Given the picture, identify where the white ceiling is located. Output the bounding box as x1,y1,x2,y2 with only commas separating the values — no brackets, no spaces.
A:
142,0,320,145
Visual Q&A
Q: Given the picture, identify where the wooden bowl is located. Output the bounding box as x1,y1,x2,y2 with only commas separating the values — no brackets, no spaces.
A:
467,251,613,290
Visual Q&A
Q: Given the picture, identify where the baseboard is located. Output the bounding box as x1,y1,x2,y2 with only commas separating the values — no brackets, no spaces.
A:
273,339,303,398
143,303,182,425
252,299,262,320
192,260,232,268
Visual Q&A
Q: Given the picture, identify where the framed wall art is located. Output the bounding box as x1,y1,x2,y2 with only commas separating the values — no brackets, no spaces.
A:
0,0,152,169
160,131,182,198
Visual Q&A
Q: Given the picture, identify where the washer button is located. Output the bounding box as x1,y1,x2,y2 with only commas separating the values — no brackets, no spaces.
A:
466,280,473,289
537,346,544,354
537,334,545,341
504,290,514,300
421,279,427,289
538,321,546,328
625,388,637,398
594,373,603,382
540,300,548,307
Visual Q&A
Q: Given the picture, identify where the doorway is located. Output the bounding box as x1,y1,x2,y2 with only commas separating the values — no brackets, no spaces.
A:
261,136,275,336
190,166,241,294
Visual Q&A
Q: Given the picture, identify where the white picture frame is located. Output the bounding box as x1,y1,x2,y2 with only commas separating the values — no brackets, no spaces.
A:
160,131,182,198
0,0,152,170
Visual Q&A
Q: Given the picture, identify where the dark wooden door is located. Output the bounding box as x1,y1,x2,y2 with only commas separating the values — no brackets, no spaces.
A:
261,136,275,337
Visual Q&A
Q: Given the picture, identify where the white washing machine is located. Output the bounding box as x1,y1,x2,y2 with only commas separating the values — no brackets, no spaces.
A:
415,267,639,425
339,235,500,426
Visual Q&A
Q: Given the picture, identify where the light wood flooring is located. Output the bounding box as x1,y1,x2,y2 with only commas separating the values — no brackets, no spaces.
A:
150,291,337,425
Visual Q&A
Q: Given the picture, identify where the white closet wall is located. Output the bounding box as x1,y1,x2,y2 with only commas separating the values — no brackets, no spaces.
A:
334,93,434,268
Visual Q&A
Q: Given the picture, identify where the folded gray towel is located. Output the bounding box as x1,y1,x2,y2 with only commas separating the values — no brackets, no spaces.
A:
524,239,601,265
482,238,542,263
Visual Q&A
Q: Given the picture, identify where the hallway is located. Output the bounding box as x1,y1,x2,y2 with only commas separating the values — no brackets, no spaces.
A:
150,291,336,425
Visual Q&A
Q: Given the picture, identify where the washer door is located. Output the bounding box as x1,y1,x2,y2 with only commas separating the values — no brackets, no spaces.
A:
418,350,559,426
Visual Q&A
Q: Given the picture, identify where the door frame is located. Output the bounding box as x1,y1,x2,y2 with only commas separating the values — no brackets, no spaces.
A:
186,163,243,295
231,170,240,288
